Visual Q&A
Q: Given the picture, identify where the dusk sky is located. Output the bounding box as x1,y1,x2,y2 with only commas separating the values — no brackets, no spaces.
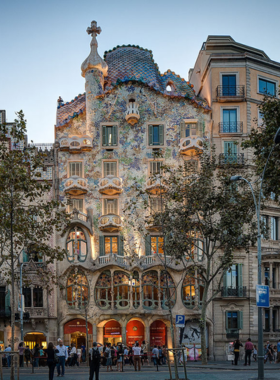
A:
1,0,280,143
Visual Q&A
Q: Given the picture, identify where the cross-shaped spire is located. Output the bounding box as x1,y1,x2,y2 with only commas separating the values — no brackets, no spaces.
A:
86,21,101,37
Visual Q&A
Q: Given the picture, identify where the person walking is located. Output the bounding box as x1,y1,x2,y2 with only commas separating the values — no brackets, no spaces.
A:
152,345,159,366
18,342,25,367
56,338,68,377
141,340,149,366
276,339,280,363
24,345,31,367
33,344,40,368
132,342,141,371
69,343,78,366
116,344,123,372
81,344,86,363
77,346,81,365
244,338,254,366
89,342,101,380
105,343,112,372
162,345,167,365
233,339,243,365
4,345,11,368
45,342,57,380
253,345,257,362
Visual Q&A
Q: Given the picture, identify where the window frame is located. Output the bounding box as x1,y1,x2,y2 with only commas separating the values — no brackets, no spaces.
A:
68,161,83,178
102,160,118,177
68,198,84,213
258,76,278,97
104,236,119,255
66,271,89,309
100,123,119,148
23,287,43,308
103,198,119,215
66,227,88,263
147,123,166,148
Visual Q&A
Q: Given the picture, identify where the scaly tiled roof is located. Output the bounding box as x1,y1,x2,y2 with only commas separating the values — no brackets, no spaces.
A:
56,46,210,127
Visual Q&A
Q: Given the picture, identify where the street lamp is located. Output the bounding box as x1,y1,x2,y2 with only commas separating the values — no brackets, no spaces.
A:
230,126,280,380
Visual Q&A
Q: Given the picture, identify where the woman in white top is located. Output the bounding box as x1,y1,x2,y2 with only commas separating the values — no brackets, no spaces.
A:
77,346,82,364
70,343,78,366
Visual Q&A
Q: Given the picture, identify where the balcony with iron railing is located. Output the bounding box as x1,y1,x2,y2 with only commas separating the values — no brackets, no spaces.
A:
216,85,245,102
221,286,247,297
98,214,122,232
219,153,245,166
99,175,123,195
219,122,243,134
64,176,88,196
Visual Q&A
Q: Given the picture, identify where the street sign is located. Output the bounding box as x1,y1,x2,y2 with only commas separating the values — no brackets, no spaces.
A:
176,315,185,328
256,285,269,307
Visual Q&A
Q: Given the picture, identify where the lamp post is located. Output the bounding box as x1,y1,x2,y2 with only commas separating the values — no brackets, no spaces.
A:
230,126,280,380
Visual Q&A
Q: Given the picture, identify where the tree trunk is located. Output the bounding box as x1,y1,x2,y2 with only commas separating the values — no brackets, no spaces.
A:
168,312,179,380
10,187,15,380
200,301,207,365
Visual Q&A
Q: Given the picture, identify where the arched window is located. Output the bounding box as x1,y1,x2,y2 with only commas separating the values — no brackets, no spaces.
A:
182,275,196,308
66,271,89,309
95,271,112,310
160,271,176,310
113,271,130,309
66,227,87,262
142,271,159,310
132,271,140,309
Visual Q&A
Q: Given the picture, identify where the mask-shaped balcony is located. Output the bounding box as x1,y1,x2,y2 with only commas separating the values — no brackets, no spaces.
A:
59,136,93,153
179,136,204,156
125,101,140,126
64,176,88,196
99,175,123,195
146,178,167,195
99,214,122,232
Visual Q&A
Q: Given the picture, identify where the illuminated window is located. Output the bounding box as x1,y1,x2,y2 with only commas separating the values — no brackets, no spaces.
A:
105,236,118,255
66,271,88,309
66,227,87,262
151,236,164,255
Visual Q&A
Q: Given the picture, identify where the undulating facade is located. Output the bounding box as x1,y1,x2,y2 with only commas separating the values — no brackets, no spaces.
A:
1,26,280,361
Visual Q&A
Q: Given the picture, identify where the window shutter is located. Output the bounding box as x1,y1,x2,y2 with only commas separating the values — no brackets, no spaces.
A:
112,126,117,146
22,250,29,262
145,235,151,256
237,264,243,296
180,121,185,139
159,125,164,145
102,126,107,146
118,236,124,256
225,311,229,331
148,125,153,145
99,236,105,256
5,289,10,316
238,311,243,330
197,121,204,136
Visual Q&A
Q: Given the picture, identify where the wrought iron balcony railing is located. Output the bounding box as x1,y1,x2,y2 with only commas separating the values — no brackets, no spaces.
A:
219,153,245,166
226,331,239,339
221,286,247,297
219,122,243,134
217,85,245,99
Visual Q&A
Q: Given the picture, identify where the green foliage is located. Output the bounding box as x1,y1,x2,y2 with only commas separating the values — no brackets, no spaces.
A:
242,92,280,198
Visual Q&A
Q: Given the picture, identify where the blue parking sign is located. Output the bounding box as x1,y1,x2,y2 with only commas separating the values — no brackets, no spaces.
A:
176,315,185,327
256,285,269,307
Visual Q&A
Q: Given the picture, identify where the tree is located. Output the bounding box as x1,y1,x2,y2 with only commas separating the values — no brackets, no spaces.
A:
242,91,280,198
124,148,257,367
0,111,69,380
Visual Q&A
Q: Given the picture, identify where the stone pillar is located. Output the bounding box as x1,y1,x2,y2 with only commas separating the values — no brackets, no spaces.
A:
269,262,273,288
97,327,103,345
111,269,114,310
277,264,280,289
122,324,126,345
145,322,150,350
157,269,162,310
139,275,143,309
130,275,133,309
269,307,273,332
92,323,97,343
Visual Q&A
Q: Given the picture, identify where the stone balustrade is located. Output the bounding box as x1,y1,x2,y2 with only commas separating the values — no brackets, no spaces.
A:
99,175,123,195
59,135,93,153
179,136,204,156
98,214,122,232
64,176,88,195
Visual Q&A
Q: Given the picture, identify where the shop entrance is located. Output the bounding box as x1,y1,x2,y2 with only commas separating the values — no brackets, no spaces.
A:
71,332,86,347
103,320,122,346
126,320,144,347
24,332,47,350
64,319,93,348
150,320,167,346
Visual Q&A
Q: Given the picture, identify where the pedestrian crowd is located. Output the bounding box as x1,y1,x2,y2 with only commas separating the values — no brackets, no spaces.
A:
231,338,280,366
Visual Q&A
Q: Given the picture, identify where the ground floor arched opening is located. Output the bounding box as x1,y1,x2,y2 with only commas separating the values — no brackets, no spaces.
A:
64,318,93,348
126,319,145,347
24,332,47,350
103,320,122,346
150,320,167,347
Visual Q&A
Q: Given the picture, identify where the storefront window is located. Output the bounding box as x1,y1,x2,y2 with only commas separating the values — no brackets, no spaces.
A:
66,271,89,309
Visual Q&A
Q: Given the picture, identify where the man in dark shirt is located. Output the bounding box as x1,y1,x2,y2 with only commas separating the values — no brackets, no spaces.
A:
89,342,101,380
244,338,254,366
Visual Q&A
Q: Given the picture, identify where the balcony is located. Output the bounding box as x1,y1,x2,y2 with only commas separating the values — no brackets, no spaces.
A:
221,286,247,297
64,176,88,195
70,209,93,234
98,254,129,267
99,175,123,195
226,331,239,340
219,153,245,166
59,136,93,153
125,102,140,126
146,178,167,195
219,122,243,134
145,215,161,232
179,136,204,156
216,86,245,102
99,214,122,232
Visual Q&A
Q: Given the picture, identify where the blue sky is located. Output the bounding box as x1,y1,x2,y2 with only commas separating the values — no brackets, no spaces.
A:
1,0,280,142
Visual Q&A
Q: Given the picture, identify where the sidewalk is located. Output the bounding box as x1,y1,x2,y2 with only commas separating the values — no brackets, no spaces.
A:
180,360,280,370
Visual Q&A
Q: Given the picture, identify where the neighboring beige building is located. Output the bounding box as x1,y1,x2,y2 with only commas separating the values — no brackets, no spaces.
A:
189,35,280,359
